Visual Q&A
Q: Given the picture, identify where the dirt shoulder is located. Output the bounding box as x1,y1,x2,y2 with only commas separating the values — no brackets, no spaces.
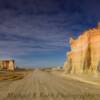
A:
51,69,100,86
62,74,100,86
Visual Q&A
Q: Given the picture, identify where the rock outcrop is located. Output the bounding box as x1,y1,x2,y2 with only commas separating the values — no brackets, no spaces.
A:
0,60,16,71
64,22,100,75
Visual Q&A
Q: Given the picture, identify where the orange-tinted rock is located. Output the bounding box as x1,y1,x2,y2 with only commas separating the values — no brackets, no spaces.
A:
0,60,16,71
64,22,100,75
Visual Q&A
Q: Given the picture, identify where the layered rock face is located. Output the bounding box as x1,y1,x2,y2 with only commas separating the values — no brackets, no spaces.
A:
64,23,100,74
0,60,16,71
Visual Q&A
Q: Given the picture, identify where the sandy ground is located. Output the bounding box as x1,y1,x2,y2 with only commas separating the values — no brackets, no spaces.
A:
0,69,100,100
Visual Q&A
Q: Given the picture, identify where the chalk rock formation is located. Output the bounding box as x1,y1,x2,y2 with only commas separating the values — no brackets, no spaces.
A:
64,52,72,73
64,22,100,75
0,60,16,71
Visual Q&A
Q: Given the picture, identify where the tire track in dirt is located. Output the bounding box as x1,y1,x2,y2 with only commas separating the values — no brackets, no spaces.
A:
1,69,100,100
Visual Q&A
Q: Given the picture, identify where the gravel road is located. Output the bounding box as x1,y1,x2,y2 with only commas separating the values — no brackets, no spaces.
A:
0,69,100,100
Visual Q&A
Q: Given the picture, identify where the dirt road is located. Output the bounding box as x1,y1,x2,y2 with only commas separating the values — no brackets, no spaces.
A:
0,69,100,100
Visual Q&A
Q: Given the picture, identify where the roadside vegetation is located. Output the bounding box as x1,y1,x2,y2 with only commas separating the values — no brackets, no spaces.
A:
0,68,32,81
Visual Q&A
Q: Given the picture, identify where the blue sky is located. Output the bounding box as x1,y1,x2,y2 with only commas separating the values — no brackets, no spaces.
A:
0,0,100,67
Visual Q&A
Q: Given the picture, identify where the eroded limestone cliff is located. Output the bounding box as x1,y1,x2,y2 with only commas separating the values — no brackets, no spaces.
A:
64,22,100,75
0,60,16,71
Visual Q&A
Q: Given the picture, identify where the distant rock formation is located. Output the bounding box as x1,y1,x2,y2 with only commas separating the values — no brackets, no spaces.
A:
64,22,100,75
0,60,16,71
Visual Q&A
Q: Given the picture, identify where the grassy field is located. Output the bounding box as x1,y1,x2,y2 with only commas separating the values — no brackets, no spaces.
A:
0,69,32,81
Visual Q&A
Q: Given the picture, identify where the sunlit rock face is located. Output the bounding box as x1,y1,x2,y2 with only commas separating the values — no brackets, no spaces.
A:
64,23,100,74
0,60,16,71
64,52,72,73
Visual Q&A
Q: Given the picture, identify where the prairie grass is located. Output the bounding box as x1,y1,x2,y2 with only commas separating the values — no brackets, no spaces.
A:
0,70,30,81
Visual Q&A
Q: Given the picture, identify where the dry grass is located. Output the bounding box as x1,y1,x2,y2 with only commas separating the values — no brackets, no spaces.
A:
0,70,32,81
